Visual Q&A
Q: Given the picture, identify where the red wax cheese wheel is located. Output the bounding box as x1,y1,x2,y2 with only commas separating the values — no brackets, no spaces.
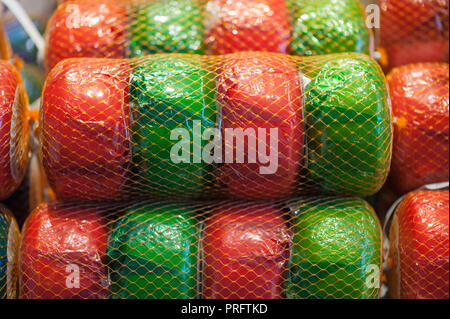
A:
0,61,29,201
203,204,290,299
385,40,449,69
388,63,449,194
205,0,291,54
380,0,439,42
217,52,303,199
388,190,449,299
20,203,108,299
380,0,449,68
45,0,128,71
41,58,131,201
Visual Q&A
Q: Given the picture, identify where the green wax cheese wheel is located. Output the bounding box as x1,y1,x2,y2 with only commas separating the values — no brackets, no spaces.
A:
130,55,216,198
286,197,382,299
288,0,370,56
304,53,392,196
107,204,200,299
130,0,205,56
0,205,19,299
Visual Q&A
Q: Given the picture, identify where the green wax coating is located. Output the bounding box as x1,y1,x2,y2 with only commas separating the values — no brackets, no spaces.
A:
107,204,199,299
130,0,205,56
130,55,216,198
304,53,392,196
288,0,370,56
286,197,382,299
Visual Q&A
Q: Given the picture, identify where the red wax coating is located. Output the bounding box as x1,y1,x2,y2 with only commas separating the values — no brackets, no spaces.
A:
203,204,291,299
388,63,449,194
41,58,131,201
20,203,109,299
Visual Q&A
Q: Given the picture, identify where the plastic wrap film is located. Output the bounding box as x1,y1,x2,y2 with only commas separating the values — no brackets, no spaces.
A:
19,197,382,299
40,52,392,201
44,0,371,71
380,0,449,70
0,60,30,201
387,63,449,194
0,204,20,299
387,190,449,299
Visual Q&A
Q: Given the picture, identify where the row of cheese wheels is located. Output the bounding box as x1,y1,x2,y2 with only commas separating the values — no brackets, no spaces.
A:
19,197,382,299
45,0,370,70
41,52,392,201
2,190,448,299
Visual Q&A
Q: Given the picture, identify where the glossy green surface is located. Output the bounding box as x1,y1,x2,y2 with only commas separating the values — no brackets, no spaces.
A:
303,53,392,196
288,0,370,56
286,197,382,299
130,55,216,198
130,0,205,56
107,204,199,299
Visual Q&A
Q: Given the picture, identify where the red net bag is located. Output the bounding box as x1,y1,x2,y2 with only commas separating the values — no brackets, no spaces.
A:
387,63,449,194
387,189,449,299
19,197,383,299
380,0,449,70
0,60,30,201
40,52,392,201
44,0,372,71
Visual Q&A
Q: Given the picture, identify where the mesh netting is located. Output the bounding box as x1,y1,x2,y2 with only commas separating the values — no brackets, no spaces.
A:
0,204,20,299
380,0,449,70
40,52,392,201
44,0,372,71
0,60,30,201
387,190,449,299
387,63,449,194
19,197,382,299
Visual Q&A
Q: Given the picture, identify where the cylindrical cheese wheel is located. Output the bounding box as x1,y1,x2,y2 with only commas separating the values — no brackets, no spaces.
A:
288,0,370,56
41,58,131,201
388,190,449,299
203,204,290,299
217,52,303,199
0,61,29,201
44,0,128,71
304,54,392,196
286,197,382,299
20,203,109,299
380,0,449,70
130,55,216,198
387,63,449,194
0,205,20,299
108,204,199,299
205,0,291,55
130,0,205,56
